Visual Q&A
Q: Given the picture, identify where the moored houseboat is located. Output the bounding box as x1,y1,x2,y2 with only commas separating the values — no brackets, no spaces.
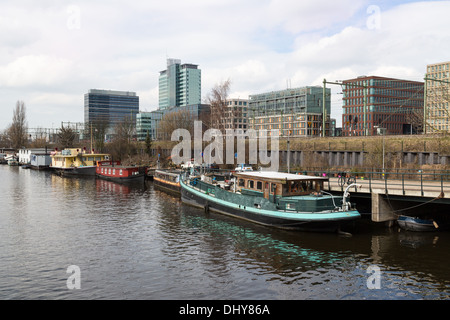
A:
153,169,182,195
96,160,146,183
50,148,110,176
180,171,361,232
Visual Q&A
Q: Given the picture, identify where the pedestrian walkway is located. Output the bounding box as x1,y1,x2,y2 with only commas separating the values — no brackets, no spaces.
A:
325,176,448,198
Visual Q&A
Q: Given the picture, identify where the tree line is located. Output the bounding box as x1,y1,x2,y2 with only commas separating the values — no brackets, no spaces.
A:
0,101,153,165
0,82,230,163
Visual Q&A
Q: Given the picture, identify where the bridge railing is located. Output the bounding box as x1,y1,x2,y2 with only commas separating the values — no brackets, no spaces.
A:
295,169,450,197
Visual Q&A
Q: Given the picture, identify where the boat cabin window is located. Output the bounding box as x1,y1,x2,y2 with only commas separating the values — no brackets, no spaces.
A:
286,203,295,210
238,179,245,187
247,180,254,189
119,169,123,176
256,181,262,190
280,179,325,196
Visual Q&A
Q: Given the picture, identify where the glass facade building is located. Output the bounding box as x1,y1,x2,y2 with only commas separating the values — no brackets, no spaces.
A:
136,111,163,141
248,86,332,137
136,104,210,141
159,59,201,110
84,89,139,131
342,76,424,136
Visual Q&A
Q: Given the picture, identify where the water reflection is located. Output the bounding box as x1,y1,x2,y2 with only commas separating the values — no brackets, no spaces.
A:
1,165,449,300
151,185,450,299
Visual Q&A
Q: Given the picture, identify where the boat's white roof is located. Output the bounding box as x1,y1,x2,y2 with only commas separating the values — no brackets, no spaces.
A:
234,171,327,181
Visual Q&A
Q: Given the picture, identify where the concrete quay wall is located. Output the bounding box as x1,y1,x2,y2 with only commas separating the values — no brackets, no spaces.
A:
280,150,450,168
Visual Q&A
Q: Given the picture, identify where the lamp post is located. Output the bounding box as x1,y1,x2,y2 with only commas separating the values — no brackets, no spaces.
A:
323,79,326,137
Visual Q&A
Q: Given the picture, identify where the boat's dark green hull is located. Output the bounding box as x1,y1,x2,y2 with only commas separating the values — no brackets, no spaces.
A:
180,180,360,232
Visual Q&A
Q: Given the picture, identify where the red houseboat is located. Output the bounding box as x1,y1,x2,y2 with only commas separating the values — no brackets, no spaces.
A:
96,160,146,183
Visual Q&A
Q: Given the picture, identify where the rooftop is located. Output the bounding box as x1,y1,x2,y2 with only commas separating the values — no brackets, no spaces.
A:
88,89,137,97
234,171,328,181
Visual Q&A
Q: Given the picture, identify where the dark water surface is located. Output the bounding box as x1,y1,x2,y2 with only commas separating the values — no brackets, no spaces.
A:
1,165,449,300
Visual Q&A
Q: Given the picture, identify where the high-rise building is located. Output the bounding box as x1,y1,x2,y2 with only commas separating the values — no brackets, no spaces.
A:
158,58,201,110
425,61,450,133
342,76,423,136
248,86,332,137
84,89,139,131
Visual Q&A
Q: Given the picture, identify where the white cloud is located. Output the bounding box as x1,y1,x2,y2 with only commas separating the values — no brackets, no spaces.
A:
0,55,74,88
265,0,366,33
1,1,450,131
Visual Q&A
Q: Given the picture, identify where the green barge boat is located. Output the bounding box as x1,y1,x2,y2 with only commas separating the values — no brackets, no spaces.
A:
180,171,361,233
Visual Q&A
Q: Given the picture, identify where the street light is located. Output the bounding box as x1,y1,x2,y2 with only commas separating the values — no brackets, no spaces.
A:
374,125,386,178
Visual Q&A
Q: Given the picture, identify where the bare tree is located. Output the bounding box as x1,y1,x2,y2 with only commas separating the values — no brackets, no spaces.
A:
0,130,11,147
57,124,77,149
157,109,195,140
107,117,137,162
86,120,109,152
7,101,28,150
207,79,231,132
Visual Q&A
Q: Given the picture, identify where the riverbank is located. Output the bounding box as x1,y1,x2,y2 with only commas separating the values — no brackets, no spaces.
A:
144,134,450,172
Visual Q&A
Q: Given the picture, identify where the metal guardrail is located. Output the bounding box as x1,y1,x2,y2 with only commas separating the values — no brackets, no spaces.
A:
298,169,450,197
178,167,449,198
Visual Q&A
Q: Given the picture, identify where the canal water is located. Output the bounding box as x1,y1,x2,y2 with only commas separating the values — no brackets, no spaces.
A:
1,165,450,300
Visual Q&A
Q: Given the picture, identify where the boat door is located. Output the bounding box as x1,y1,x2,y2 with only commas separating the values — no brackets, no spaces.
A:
264,182,269,199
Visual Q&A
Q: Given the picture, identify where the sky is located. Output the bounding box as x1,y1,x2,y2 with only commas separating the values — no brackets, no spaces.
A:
1,0,450,131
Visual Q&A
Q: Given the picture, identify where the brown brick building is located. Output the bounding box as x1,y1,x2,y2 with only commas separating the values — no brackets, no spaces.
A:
342,76,424,136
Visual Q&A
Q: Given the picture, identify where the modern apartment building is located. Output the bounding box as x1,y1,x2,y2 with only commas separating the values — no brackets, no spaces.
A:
341,76,424,136
84,89,139,130
425,61,450,133
158,58,201,110
248,86,332,137
210,98,249,136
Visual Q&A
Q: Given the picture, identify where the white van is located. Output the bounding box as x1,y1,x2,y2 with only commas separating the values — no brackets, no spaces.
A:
234,164,253,172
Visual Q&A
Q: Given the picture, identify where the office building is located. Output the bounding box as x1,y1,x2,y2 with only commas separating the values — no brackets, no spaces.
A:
136,111,163,141
341,76,423,136
136,104,210,141
248,86,332,137
425,61,450,133
211,98,249,136
159,59,201,110
84,89,139,131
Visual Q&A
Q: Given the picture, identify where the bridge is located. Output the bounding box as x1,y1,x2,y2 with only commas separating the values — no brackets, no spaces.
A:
312,170,450,224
